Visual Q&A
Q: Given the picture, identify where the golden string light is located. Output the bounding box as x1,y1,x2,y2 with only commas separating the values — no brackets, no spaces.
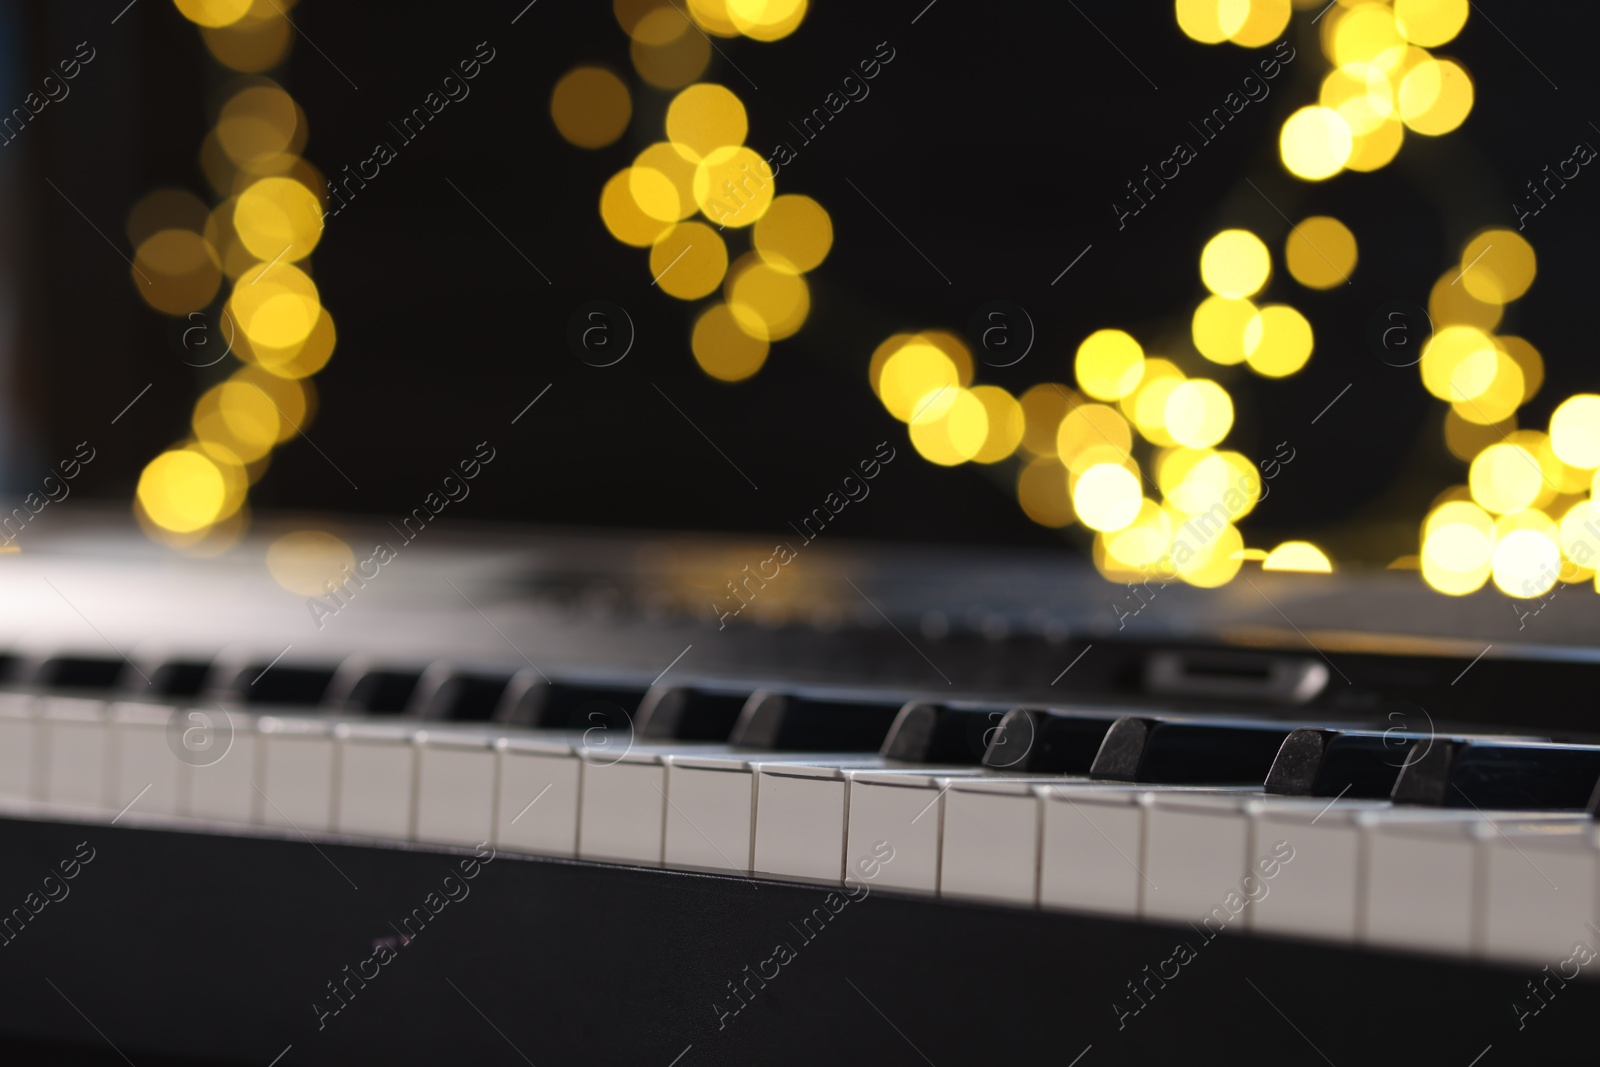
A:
559,0,822,384
1415,224,1600,598
131,0,332,555
559,0,1584,599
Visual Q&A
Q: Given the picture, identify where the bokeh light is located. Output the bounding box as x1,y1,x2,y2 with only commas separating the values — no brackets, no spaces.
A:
1457,229,1536,305
1018,383,1079,457
1280,106,1354,180
1469,443,1544,515
630,7,712,89
133,229,223,315
1421,500,1494,595
1450,349,1523,426
233,176,322,261
1398,57,1473,136
649,221,728,299
1497,336,1544,403
1419,325,1497,401
1075,329,1146,401
1223,0,1291,46
1492,528,1561,598
1550,395,1600,470
551,67,632,149
752,194,832,273
692,303,769,381
1330,3,1405,69
1103,499,1173,569
1058,404,1133,470
687,0,741,37
1073,464,1143,532
879,342,959,423
909,388,989,467
727,0,809,40
970,386,1025,464
1165,380,1234,449
1018,458,1075,527
1285,216,1357,288
601,169,672,246
1192,296,1256,366
666,83,747,159
266,530,354,596
1244,304,1314,377
1201,229,1271,298
726,256,809,340
693,146,775,226
1394,0,1467,47
1175,521,1244,587
137,450,229,533
631,142,698,222
1262,541,1334,572
216,84,301,168
201,0,294,73
172,0,254,29
230,260,321,349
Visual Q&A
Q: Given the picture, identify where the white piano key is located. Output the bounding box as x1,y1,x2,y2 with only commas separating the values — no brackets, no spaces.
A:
334,722,416,839
843,769,986,894
659,753,877,879
1247,798,1386,943
495,735,580,857
662,753,758,876
576,742,732,866
108,702,184,818
414,730,498,847
578,749,669,866
188,710,259,823
41,698,110,812
753,760,883,884
940,777,1051,906
1480,820,1600,967
1038,784,1147,918
1361,810,1489,957
258,716,336,833
1141,792,1255,926
0,693,38,804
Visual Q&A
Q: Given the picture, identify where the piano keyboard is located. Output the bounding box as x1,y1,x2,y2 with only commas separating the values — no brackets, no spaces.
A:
1,650,1597,972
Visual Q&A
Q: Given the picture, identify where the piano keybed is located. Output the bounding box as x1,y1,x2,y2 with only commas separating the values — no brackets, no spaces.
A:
0,650,1596,975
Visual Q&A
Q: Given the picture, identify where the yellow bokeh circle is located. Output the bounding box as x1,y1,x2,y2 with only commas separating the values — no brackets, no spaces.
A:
1075,329,1145,401
137,449,229,533
1200,229,1270,299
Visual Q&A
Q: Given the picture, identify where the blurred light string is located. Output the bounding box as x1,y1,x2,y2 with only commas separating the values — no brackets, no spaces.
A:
130,0,330,554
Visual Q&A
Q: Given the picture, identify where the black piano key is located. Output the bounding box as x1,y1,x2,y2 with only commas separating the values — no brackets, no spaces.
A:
28,655,127,691
1393,740,1600,809
635,686,748,741
327,666,424,713
1263,727,1331,794
492,667,546,725
980,708,1118,773
210,661,337,706
879,703,1009,765
509,680,649,730
1389,739,1456,804
144,658,213,699
730,692,901,752
1265,727,1430,798
1090,716,1294,784
410,666,514,721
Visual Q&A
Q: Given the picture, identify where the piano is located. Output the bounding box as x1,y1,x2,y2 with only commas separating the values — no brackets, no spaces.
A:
10,0,1600,1061
0,521,1596,1065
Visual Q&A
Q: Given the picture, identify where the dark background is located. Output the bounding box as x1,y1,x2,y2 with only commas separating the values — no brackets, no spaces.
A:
10,0,1599,560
